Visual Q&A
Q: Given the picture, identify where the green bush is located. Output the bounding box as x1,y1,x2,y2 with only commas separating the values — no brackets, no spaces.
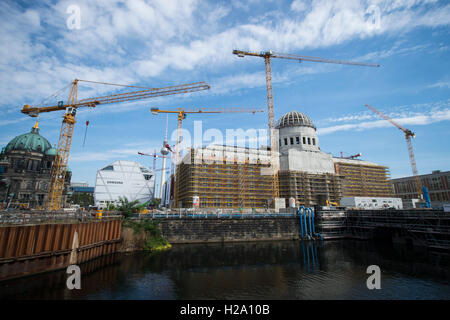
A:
117,196,140,218
124,219,171,252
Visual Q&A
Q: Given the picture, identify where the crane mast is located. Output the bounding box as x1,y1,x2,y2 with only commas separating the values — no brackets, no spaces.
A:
365,104,422,199
263,54,280,199
233,49,380,206
151,107,264,208
22,79,210,211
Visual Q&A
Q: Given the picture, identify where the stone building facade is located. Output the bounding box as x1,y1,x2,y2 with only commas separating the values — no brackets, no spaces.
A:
0,123,71,209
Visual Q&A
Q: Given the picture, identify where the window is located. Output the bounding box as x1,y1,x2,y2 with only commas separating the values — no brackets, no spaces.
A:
303,137,306,144
308,138,311,145
102,165,114,171
284,138,288,145
296,137,300,144
290,137,294,145
312,138,316,145
279,139,281,147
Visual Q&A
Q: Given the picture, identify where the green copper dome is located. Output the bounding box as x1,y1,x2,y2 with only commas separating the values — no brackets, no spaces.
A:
45,148,57,156
5,125,52,154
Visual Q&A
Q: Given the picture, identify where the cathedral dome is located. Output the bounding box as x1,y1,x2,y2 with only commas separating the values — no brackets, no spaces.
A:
276,111,316,129
5,123,52,154
45,148,57,156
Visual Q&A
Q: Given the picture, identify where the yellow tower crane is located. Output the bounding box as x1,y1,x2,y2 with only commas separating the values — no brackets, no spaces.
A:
365,104,423,199
150,107,264,208
232,49,380,205
21,79,210,210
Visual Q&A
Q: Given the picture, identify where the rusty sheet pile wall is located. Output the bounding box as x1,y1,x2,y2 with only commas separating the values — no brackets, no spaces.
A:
0,219,122,281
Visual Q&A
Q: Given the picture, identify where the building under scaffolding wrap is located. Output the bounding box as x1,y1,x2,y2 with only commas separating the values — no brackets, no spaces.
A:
177,146,273,208
173,111,395,209
278,171,342,206
333,158,394,198
276,111,343,206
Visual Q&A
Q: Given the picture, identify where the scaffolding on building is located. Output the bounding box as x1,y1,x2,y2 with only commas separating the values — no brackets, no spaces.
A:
278,170,342,207
334,161,393,198
177,149,273,208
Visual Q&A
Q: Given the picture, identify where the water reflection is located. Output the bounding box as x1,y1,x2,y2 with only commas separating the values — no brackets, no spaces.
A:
301,242,320,272
1,240,450,300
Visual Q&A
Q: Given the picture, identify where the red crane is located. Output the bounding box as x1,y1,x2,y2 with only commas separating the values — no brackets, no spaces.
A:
365,104,422,198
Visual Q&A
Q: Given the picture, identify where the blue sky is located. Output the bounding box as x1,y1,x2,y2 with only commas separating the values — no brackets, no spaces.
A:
0,0,449,194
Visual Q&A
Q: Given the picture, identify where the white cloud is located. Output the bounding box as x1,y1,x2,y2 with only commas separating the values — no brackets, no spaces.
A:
427,81,450,89
0,117,29,127
357,42,431,61
291,0,309,12
1,0,449,111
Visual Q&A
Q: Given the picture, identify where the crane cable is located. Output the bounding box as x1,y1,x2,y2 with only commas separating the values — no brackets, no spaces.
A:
82,120,89,148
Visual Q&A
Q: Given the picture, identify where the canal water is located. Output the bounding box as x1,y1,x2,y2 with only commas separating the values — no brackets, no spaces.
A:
1,240,450,300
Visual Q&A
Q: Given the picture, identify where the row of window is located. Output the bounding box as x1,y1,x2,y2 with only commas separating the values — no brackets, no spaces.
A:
11,158,52,171
19,181,49,190
280,136,316,147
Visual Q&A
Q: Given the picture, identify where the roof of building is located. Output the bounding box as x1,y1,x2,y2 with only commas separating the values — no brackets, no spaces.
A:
391,170,449,181
276,111,316,129
71,186,94,193
45,147,57,156
4,123,52,154
332,157,382,167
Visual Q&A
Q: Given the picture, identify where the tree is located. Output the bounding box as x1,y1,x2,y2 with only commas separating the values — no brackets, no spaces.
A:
117,196,140,218
105,201,116,211
152,198,161,207
69,192,94,208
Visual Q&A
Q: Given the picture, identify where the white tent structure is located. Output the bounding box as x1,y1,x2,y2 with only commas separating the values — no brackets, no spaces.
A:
94,160,155,209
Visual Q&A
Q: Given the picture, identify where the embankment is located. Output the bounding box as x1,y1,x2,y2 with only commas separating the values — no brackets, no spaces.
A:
121,217,301,246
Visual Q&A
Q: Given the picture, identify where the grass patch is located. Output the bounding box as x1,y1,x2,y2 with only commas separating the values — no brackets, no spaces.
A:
143,237,172,252
123,219,171,252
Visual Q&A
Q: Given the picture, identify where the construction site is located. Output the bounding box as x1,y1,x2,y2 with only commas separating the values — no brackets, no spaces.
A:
0,49,440,213
2,0,450,304
166,110,394,209
176,146,273,209
0,46,449,288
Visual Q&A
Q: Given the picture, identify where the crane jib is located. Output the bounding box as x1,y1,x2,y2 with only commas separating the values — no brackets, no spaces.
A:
21,82,210,116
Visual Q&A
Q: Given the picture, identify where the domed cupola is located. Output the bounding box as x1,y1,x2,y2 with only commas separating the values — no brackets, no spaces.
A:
276,111,316,130
4,122,52,154
276,110,319,153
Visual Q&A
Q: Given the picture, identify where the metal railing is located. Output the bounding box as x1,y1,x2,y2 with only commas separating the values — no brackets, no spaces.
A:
129,210,298,220
0,211,122,226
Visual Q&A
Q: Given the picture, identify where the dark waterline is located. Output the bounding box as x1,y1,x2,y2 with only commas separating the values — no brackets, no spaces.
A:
1,240,450,300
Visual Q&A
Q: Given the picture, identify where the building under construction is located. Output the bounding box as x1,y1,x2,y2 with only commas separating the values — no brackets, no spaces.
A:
333,158,393,198
177,146,273,208
174,110,394,208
